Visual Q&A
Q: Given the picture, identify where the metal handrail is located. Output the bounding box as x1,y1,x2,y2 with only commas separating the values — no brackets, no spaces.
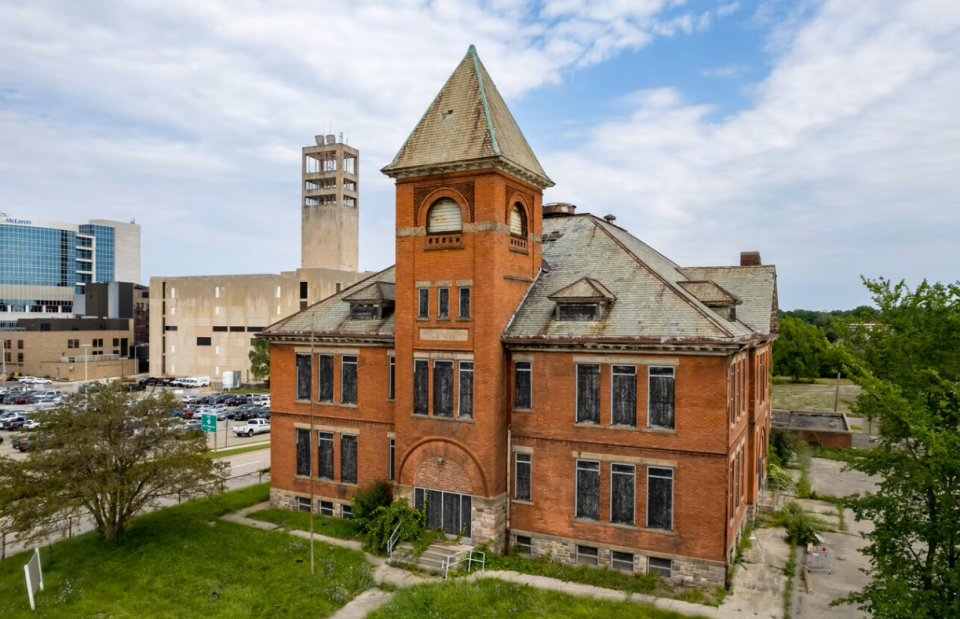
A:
468,550,485,573
387,522,402,560
442,550,465,579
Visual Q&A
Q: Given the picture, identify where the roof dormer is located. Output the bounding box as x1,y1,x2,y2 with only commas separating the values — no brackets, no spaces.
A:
548,277,616,322
677,280,742,322
343,281,395,320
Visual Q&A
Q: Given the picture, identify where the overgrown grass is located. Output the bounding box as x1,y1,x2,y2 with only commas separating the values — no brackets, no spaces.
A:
247,507,365,541
204,444,270,459
473,550,723,606
0,483,373,618
771,381,861,414
796,443,813,498
782,545,798,619
367,578,712,619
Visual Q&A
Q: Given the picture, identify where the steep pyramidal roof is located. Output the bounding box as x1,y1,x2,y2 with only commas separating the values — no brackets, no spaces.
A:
382,45,553,188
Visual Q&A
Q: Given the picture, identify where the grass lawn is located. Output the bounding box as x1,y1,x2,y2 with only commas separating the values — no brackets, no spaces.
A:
771,380,862,414
0,484,373,618
205,444,270,460
478,552,723,606
247,508,365,542
367,579,711,619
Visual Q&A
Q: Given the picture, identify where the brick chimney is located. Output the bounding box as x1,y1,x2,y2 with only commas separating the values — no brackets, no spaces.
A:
740,251,761,266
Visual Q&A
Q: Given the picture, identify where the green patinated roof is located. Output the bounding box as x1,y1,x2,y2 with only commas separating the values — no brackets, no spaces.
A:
382,45,552,187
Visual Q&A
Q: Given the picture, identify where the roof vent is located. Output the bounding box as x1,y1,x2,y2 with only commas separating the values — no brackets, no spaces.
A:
325,134,336,145
603,214,616,223
314,135,324,146
543,202,576,218
740,251,761,267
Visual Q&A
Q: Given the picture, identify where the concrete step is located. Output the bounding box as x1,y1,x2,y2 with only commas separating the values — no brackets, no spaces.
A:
392,542,471,575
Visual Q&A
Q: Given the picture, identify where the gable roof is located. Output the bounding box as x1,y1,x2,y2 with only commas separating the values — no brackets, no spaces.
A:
381,45,553,189
679,265,779,335
548,277,617,302
504,215,770,344
677,281,741,306
262,267,395,340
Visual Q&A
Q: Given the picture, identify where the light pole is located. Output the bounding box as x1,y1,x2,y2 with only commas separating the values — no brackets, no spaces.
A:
80,344,92,383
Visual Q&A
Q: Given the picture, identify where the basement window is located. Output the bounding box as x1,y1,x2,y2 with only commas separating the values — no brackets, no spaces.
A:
341,504,353,519
297,496,311,512
557,303,599,321
648,557,672,579
319,501,334,517
612,552,634,572
514,535,532,555
576,545,599,566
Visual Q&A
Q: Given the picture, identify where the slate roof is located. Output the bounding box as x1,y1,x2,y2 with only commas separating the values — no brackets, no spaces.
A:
677,281,741,306
343,281,395,304
679,265,779,335
504,215,774,344
263,267,395,340
381,45,553,188
548,277,617,302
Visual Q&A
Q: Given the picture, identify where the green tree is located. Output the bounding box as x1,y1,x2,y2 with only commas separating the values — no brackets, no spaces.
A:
833,278,960,618
0,382,226,542
248,337,271,382
772,315,830,381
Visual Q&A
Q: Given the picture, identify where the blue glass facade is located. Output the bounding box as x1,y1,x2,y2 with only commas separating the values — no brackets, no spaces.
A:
0,220,118,315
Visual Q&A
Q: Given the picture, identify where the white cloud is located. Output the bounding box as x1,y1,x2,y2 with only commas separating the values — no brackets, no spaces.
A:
701,64,750,78
542,0,960,309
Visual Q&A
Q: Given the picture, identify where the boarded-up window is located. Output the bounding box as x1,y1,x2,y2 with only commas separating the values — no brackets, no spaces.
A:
576,460,600,520
648,366,675,429
341,435,357,484
296,353,312,401
515,361,532,410
510,203,526,237
341,355,358,405
647,467,674,531
515,453,531,501
350,304,378,319
296,429,311,477
426,198,462,233
434,360,454,417
318,354,334,403
418,288,429,318
459,361,473,419
317,432,334,479
557,303,598,321
611,463,635,525
612,365,637,426
388,356,395,400
414,359,429,414
459,287,471,318
730,363,736,425
438,288,449,318
576,364,600,424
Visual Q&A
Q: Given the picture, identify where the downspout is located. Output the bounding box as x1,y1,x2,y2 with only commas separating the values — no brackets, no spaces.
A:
506,426,512,549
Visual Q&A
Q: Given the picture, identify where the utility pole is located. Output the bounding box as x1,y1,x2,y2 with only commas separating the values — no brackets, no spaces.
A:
310,315,316,575
834,371,841,412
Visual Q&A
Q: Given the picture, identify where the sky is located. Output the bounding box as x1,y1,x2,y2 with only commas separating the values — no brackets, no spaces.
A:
1,0,958,311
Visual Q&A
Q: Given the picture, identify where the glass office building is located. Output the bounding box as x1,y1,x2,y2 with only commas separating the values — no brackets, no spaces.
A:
0,215,139,322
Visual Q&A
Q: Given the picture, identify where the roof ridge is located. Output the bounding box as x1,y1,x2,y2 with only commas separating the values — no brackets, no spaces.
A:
469,45,499,156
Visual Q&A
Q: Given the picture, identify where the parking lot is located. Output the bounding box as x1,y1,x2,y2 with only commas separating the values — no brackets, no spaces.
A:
0,380,272,457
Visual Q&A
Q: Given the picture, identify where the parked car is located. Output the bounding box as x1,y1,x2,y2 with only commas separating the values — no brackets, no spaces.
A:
21,419,41,431
232,418,270,437
126,383,146,392
1,415,29,430
177,420,203,438
31,378,52,385
181,395,200,404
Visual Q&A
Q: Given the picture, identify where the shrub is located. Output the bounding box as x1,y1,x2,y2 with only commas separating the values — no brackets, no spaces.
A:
351,479,393,531
767,461,793,489
364,498,437,555
769,428,794,466
772,501,830,546
795,443,813,498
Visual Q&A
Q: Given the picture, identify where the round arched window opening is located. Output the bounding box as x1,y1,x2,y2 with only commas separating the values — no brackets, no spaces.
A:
509,203,527,237
426,198,463,234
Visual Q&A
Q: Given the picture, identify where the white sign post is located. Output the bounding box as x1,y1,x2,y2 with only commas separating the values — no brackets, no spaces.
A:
24,548,43,610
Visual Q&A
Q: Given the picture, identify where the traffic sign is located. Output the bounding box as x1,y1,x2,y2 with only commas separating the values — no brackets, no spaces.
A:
200,413,217,432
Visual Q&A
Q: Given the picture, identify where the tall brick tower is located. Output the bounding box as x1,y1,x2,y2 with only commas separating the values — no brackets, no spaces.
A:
382,45,554,548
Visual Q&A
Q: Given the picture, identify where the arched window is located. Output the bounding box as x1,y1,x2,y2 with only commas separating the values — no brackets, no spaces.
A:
426,198,462,233
509,203,526,237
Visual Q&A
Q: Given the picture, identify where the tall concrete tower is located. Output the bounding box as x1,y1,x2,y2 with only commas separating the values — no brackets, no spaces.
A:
301,135,359,271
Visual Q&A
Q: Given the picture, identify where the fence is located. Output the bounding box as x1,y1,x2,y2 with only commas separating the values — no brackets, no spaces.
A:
0,469,270,562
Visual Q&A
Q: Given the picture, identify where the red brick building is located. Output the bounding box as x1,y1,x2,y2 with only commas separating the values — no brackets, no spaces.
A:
260,45,778,587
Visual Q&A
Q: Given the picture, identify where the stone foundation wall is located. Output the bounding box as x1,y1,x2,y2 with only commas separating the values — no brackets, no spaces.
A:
512,530,726,588
472,493,507,552
270,487,352,517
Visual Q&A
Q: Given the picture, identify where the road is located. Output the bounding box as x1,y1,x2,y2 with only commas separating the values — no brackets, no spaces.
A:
0,448,271,559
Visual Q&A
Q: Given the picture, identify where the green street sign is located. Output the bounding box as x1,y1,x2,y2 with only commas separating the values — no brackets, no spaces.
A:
200,414,217,433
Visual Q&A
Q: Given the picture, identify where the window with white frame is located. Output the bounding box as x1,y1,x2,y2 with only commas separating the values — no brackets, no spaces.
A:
648,557,672,578
611,365,637,426
647,467,674,531
297,496,311,512
576,545,599,566
318,501,334,517
515,360,532,410
611,463,636,525
611,551,634,572
515,452,531,501
459,361,473,419
576,460,600,520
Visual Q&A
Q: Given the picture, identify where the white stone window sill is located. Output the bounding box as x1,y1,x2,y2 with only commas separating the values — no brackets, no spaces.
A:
571,423,678,435
571,517,677,537
295,400,358,409
512,499,534,506
410,413,475,424
513,409,534,414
